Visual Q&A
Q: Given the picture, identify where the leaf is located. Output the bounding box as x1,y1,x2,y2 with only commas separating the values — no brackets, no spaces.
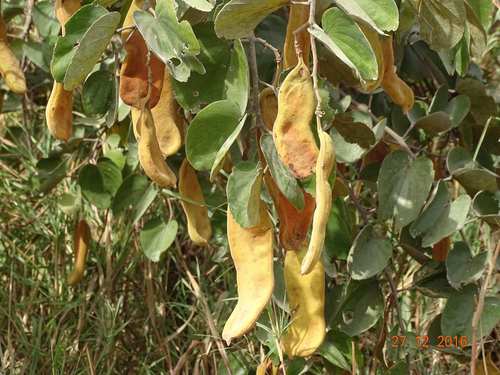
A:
210,114,247,181
335,0,399,33
446,242,487,289
134,0,204,82
311,8,378,81
112,174,149,215
410,181,450,238
347,224,392,280
82,70,114,117
472,191,500,227
34,156,68,193
456,78,496,126
318,332,351,370
186,100,242,171
428,85,449,114
51,4,121,90
133,184,159,225
78,158,122,209
411,0,466,50
227,161,263,228
260,133,304,210
332,113,376,149
414,270,455,298
140,218,178,262
32,1,60,38
421,195,471,248
325,197,354,261
214,0,288,39
224,39,249,115
182,0,214,12
414,112,453,135
445,95,471,127
378,151,434,230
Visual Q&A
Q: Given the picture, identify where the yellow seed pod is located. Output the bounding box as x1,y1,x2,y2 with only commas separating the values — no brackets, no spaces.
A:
281,248,326,357
222,203,274,344
283,3,310,70
67,219,91,286
0,18,26,95
273,58,319,179
137,107,177,188
259,87,278,131
55,0,81,34
179,158,212,246
380,36,414,113
301,130,335,275
151,71,183,156
46,81,73,141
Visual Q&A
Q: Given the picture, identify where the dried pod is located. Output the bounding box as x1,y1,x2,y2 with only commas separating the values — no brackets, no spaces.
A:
283,3,310,70
137,108,177,188
46,82,73,141
432,237,450,262
222,204,274,344
301,130,335,275
0,17,26,94
119,0,164,108
55,0,81,33
179,158,212,246
259,87,278,131
281,248,325,357
273,58,318,179
380,36,414,113
67,219,91,286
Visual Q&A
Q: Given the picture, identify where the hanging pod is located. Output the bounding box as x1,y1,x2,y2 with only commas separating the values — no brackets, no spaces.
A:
67,219,91,286
137,107,177,188
222,203,274,344
259,87,278,131
0,17,26,95
281,248,326,357
380,35,415,113
119,0,164,109
179,158,212,246
301,129,335,275
273,58,319,179
283,3,311,70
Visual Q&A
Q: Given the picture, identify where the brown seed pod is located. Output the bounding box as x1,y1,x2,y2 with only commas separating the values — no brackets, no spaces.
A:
273,58,319,179
55,0,81,34
119,0,164,109
222,203,274,344
45,81,73,141
259,87,278,131
0,17,26,95
283,3,311,70
301,129,335,275
432,237,451,262
179,158,212,246
380,35,414,113
67,219,91,286
281,248,326,357
137,107,177,188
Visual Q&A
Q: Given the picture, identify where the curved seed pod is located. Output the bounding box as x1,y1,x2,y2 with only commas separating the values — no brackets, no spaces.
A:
120,0,164,108
151,71,183,156
137,108,177,187
0,18,26,94
281,248,325,357
67,219,91,286
283,3,310,70
259,87,278,131
380,36,414,113
46,81,73,141
222,203,274,344
179,158,212,245
273,58,318,179
131,107,141,140
264,173,315,250
301,130,335,275
55,0,81,33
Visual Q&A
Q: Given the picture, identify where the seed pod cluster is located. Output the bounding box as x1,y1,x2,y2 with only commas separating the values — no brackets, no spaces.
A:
67,219,91,286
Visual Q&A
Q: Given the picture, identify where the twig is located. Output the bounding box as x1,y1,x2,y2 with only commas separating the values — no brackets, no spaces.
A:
308,0,324,130
251,36,282,88
470,238,500,374
472,116,494,163
20,0,34,40
384,126,416,158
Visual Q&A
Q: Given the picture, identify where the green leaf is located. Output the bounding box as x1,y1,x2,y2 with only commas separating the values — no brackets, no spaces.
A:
112,174,149,215
335,0,399,33
182,0,214,12
227,161,263,228
134,0,204,82
82,70,114,117
456,78,496,126
347,224,392,280
78,158,123,209
260,133,304,210
446,242,487,289
410,181,450,238
445,95,471,127
210,114,247,181
34,156,68,193
421,195,471,248
32,1,60,38
332,113,376,149
224,39,249,115
312,8,378,82
214,0,288,39
428,85,449,114
414,112,453,135
318,332,351,370
186,100,242,171
58,192,81,215
472,191,500,227
415,270,455,299
378,151,434,230
140,218,178,262
51,4,120,90
133,184,159,225
325,197,354,261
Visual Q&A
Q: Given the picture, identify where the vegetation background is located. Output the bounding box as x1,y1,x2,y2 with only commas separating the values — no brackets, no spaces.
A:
0,0,499,374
